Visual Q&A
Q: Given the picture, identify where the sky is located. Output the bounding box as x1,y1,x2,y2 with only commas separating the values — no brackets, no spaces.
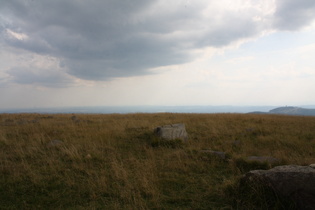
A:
1,0,315,109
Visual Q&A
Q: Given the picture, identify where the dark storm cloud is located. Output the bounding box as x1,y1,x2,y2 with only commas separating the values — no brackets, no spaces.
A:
1,0,196,81
273,0,315,30
1,0,315,83
7,66,74,88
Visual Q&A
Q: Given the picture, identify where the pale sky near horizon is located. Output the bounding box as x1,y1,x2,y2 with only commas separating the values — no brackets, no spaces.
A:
1,0,315,109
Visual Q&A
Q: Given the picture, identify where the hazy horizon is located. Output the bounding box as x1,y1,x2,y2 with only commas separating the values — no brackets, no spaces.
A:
1,1,315,109
2,104,315,114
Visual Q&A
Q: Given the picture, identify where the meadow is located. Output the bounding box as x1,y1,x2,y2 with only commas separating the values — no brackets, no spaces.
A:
1,113,315,209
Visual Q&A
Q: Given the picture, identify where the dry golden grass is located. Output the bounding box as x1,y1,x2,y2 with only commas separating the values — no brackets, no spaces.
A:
0,113,315,209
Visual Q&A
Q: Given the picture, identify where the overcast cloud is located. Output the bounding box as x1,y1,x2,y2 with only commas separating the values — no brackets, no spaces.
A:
2,0,315,83
1,0,315,108
274,0,315,30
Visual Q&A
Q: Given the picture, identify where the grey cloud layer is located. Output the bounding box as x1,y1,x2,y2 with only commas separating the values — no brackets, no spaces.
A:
274,0,315,30
8,66,73,88
1,0,315,84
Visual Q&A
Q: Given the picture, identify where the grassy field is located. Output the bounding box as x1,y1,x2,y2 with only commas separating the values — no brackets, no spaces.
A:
1,113,315,209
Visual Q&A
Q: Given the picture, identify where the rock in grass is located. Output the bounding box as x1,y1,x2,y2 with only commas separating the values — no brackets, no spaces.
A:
200,150,226,160
232,140,241,145
47,139,64,148
242,165,315,209
154,123,188,142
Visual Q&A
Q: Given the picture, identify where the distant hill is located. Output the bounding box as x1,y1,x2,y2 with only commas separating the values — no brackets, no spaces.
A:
249,106,315,116
269,106,315,116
